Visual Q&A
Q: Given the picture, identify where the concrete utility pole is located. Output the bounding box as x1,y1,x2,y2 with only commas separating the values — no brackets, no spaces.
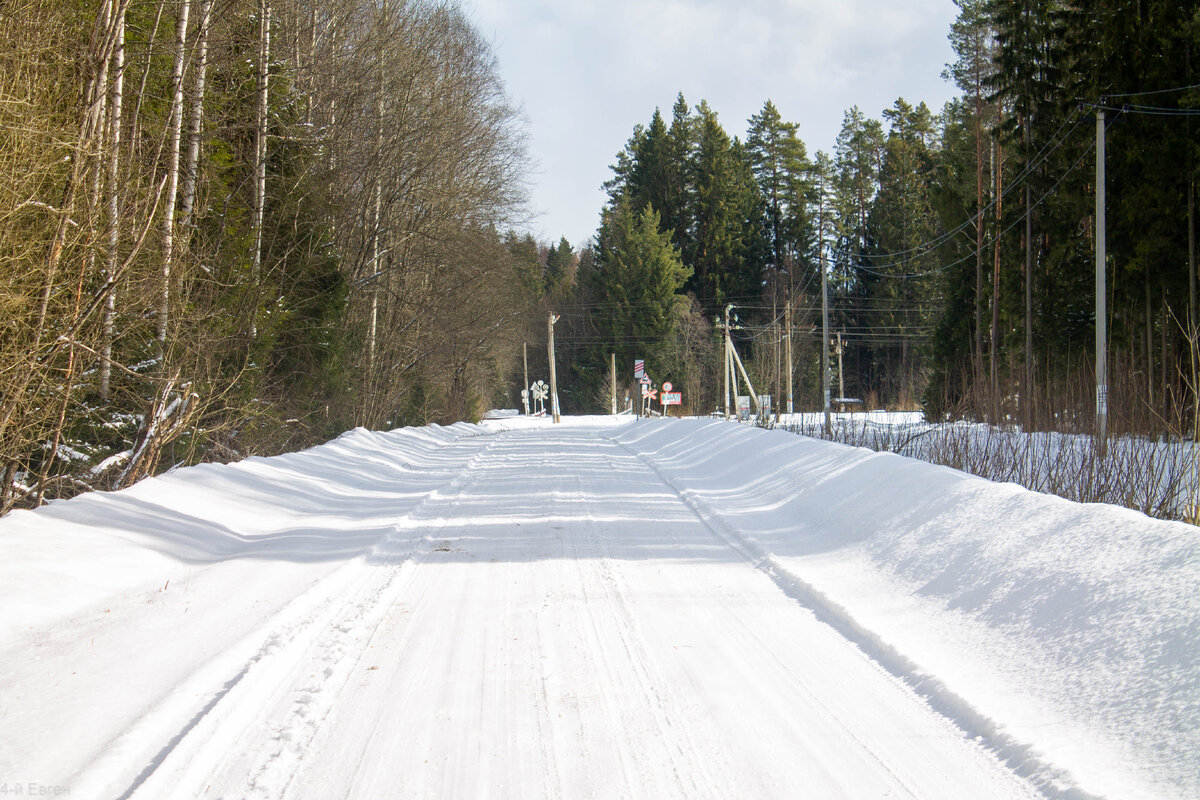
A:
610,352,617,414
523,342,529,416
1096,108,1108,455
785,293,794,416
723,305,732,420
836,331,845,402
821,235,832,436
729,339,763,416
548,313,561,423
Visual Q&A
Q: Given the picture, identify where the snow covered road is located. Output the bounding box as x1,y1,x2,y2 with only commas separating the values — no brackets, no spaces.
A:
2,417,1196,799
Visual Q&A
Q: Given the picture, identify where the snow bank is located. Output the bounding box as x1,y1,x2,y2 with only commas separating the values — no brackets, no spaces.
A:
0,424,483,637
612,418,1199,800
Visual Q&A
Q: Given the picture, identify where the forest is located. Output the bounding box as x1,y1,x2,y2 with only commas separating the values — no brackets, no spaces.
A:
0,0,554,512
2,0,1198,512
556,0,1200,432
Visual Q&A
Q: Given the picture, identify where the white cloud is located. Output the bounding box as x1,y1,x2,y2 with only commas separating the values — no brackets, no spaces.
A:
469,0,960,247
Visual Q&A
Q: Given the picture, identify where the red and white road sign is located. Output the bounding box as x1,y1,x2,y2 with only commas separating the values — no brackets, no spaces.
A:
662,392,681,405
662,381,673,392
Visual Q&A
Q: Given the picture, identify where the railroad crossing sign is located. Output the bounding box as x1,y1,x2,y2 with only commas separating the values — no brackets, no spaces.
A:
530,380,549,415
634,358,645,379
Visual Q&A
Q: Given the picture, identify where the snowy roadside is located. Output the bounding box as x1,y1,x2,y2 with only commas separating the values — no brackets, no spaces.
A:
0,414,1195,799
612,417,1199,800
0,422,493,794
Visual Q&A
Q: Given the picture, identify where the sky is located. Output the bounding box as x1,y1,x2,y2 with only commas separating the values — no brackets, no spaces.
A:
469,0,964,249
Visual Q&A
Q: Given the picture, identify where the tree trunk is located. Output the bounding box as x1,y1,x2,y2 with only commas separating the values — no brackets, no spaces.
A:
974,91,984,397
100,3,126,403
157,0,191,349
178,0,212,233
250,0,271,296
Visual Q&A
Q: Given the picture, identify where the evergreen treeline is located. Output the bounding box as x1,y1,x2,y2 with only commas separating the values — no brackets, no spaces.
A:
557,0,1199,431
0,0,540,512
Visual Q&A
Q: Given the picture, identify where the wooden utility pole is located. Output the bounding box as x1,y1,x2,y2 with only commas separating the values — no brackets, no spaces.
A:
523,342,529,416
548,313,561,423
991,136,1003,412
1096,108,1108,455
1025,121,1034,429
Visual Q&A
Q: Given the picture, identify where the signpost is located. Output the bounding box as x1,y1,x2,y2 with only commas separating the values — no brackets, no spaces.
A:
530,380,549,415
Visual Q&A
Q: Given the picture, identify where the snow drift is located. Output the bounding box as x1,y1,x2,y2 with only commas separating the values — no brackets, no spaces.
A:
610,418,1199,800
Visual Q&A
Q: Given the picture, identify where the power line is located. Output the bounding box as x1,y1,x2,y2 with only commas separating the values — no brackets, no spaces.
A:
1105,82,1200,99
851,108,1089,269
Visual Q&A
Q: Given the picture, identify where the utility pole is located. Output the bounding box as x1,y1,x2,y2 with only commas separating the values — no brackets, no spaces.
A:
548,312,561,423
1025,122,1034,430
723,305,732,420
610,352,617,414
1095,108,1108,455
729,339,763,416
836,331,845,402
821,226,832,436
523,342,529,416
785,292,794,416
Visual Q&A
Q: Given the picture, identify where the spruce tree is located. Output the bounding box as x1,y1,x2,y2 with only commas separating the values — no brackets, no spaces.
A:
589,203,692,377
746,100,813,278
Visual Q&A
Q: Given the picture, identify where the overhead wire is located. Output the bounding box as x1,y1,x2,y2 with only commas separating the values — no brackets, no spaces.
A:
852,108,1089,269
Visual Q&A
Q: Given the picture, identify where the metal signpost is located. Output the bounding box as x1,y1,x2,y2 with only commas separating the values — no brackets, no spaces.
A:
662,379,681,415
530,380,548,416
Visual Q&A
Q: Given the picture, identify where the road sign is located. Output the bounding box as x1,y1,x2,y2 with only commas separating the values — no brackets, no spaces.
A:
634,359,645,379
662,392,681,405
662,381,673,392
639,375,651,385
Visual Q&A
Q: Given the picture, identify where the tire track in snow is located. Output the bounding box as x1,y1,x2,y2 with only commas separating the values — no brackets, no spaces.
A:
206,433,516,800
71,429,505,800
567,461,727,799
608,429,1085,800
